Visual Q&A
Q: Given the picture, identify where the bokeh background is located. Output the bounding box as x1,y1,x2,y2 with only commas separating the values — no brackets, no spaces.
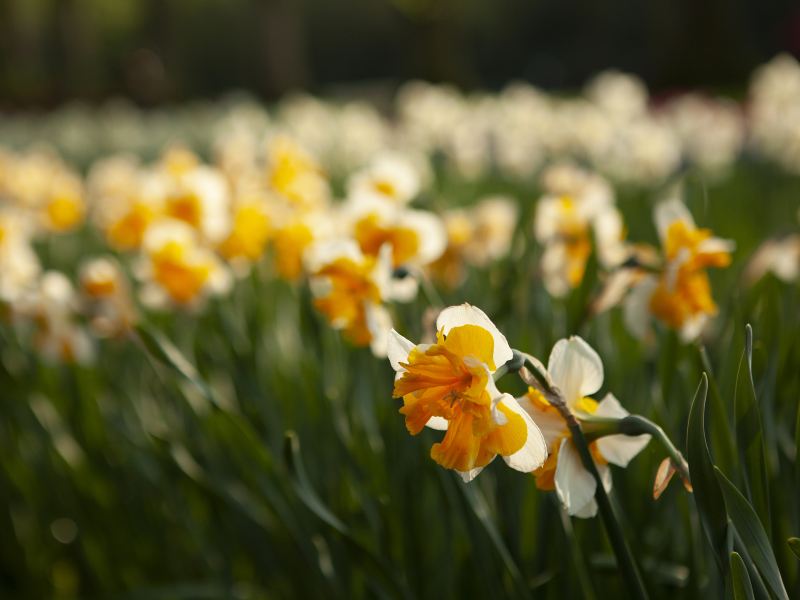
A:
2,0,800,108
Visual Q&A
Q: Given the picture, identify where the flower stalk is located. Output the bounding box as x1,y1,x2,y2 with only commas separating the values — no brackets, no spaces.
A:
510,351,650,600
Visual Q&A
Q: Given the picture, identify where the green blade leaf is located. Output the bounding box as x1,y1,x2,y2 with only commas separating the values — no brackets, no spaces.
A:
729,552,755,600
788,538,800,560
734,324,771,533
283,432,409,598
686,373,729,573
134,324,217,407
715,468,789,600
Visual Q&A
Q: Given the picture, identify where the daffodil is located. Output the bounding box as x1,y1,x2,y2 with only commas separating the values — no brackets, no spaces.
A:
345,195,446,271
136,219,231,309
430,196,518,288
17,271,94,364
518,336,650,517
306,239,393,356
624,195,733,341
266,136,330,212
347,153,421,206
79,257,136,338
388,304,547,481
534,164,627,297
0,208,41,305
162,165,232,245
217,196,271,267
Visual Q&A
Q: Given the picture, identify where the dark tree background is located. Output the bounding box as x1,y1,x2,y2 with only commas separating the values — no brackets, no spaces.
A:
0,0,799,108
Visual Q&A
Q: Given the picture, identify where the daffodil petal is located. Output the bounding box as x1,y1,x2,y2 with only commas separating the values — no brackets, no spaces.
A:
547,336,604,406
387,329,415,372
554,438,597,517
436,303,513,370
499,396,548,473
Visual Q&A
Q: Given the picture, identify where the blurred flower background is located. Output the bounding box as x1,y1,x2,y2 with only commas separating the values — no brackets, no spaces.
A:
2,1,800,599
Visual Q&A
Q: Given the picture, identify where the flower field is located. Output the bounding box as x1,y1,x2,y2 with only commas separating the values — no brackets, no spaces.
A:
1,56,800,599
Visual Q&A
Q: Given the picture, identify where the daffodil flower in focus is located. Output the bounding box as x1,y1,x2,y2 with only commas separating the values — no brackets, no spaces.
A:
624,194,733,341
388,304,547,481
519,336,650,518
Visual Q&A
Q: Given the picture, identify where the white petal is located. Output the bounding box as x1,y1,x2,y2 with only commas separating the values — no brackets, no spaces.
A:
623,275,657,341
304,238,361,274
697,236,735,256
425,416,449,430
654,194,694,242
458,466,485,482
554,439,597,517
679,314,708,342
366,303,393,358
547,336,604,407
593,394,651,467
435,303,513,369
386,329,415,372
500,395,548,472
399,209,447,266
516,395,567,448
573,498,598,518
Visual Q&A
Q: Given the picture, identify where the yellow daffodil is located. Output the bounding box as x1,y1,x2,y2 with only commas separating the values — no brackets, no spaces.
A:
306,239,393,356
136,219,231,309
388,304,547,480
218,198,271,265
266,136,330,212
518,336,650,517
345,195,446,273
41,173,85,233
624,195,733,341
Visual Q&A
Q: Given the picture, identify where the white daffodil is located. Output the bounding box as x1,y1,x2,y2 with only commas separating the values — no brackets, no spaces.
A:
16,271,94,365
518,336,650,518
534,163,627,297
348,153,422,206
388,304,547,481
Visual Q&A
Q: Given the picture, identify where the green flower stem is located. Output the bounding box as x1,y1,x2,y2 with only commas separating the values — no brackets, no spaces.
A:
557,404,649,600
581,414,691,487
514,351,650,600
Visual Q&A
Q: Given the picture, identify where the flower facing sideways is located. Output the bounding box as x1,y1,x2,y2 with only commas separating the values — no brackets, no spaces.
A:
388,304,547,481
624,195,733,341
519,336,650,517
306,239,395,357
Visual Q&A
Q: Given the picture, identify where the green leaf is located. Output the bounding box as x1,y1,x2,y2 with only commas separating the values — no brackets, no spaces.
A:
686,373,729,573
283,432,410,598
715,468,789,600
134,324,217,407
729,552,755,600
734,324,771,534
460,482,531,599
788,538,800,560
